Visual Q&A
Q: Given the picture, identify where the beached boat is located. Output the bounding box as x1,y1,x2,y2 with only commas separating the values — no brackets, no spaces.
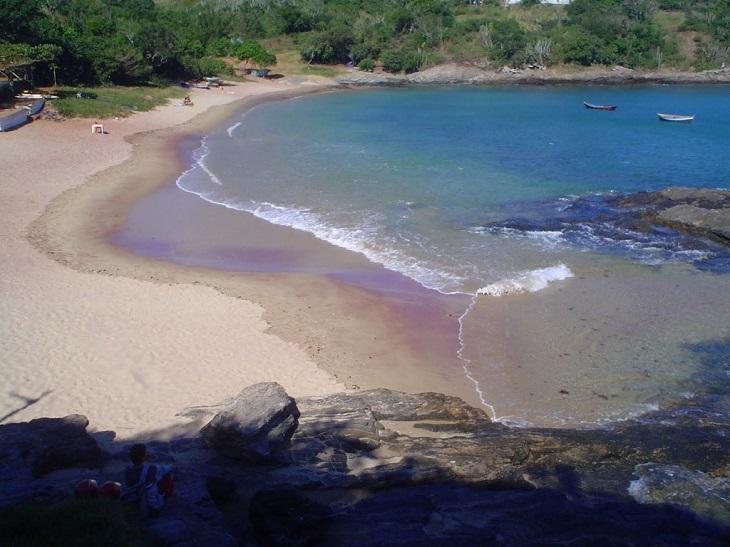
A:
584,102,617,111
15,93,58,100
0,109,29,132
657,113,695,122
188,81,210,89
20,99,45,116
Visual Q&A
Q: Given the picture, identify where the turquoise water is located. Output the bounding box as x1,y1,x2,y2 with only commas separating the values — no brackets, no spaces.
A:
182,86,730,294
130,85,730,427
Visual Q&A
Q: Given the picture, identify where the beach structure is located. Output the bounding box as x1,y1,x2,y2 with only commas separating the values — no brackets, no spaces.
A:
0,109,29,131
91,122,105,134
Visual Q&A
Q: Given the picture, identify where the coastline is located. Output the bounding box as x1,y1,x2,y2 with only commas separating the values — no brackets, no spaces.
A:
337,63,730,87
1,80,345,438
7,77,479,439
6,74,729,438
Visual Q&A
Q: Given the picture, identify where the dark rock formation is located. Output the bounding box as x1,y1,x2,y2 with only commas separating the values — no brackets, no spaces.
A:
0,414,102,478
2,385,729,545
609,187,730,243
200,382,300,464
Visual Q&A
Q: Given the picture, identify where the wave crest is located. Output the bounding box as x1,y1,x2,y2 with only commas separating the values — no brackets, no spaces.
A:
476,264,573,297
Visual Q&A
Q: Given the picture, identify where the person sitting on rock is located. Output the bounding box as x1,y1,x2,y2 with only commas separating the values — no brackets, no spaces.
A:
124,443,174,517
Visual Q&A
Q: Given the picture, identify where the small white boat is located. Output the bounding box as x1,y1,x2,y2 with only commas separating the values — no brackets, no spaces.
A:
657,113,695,122
0,109,29,131
15,93,58,100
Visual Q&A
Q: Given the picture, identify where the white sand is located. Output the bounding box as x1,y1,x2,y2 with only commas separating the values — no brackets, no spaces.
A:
0,80,345,439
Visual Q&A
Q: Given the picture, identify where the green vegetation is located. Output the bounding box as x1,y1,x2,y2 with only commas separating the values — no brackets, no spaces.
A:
53,86,186,118
0,0,728,93
0,499,142,547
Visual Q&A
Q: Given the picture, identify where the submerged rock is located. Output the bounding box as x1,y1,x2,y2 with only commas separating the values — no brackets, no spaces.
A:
610,187,730,244
200,382,300,464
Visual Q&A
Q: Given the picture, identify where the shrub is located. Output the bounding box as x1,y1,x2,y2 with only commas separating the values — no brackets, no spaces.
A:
380,49,402,72
357,58,375,71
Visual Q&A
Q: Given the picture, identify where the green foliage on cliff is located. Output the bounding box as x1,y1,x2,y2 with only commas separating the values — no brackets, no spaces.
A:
1,0,728,87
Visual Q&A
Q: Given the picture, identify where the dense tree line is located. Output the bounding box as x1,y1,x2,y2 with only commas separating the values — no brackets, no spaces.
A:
0,0,728,87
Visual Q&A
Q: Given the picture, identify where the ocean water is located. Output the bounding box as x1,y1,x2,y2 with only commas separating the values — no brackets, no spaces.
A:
120,86,730,427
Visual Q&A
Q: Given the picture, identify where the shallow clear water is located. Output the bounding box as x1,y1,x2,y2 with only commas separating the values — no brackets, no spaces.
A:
124,85,730,426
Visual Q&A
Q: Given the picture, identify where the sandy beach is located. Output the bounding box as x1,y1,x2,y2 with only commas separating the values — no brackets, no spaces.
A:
0,79,354,439
1,77,482,440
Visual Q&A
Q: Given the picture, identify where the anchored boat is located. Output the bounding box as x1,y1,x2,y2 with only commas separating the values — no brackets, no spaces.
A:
657,113,695,122
584,102,617,111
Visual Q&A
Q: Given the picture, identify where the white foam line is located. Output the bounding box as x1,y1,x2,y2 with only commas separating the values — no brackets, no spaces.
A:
457,294,498,420
226,121,242,137
456,264,574,422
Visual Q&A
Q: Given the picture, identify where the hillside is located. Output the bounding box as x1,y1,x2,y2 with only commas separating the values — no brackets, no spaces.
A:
1,1,728,90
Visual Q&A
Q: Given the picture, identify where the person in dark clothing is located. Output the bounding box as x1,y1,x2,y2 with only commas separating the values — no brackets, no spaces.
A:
124,443,173,516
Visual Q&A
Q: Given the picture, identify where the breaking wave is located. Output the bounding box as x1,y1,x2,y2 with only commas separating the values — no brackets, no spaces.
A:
476,264,574,297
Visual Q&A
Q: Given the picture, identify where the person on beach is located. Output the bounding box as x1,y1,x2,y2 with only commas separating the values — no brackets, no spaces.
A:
124,443,174,516
183,96,193,106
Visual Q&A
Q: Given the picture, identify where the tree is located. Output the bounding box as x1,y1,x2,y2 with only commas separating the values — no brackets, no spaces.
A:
488,18,528,64
0,43,61,81
234,40,276,68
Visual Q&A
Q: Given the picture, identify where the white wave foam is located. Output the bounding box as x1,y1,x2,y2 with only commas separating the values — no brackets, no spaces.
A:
176,137,468,294
227,121,242,137
476,264,573,297
246,202,469,294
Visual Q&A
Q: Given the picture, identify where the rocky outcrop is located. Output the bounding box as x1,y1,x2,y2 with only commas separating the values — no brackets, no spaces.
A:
2,384,729,545
200,382,300,464
337,63,730,87
610,187,730,243
0,414,102,479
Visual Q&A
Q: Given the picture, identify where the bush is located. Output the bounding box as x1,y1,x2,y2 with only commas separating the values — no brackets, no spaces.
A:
488,18,528,64
357,58,375,71
234,40,277,67
191,57,233,77
380,49,402,72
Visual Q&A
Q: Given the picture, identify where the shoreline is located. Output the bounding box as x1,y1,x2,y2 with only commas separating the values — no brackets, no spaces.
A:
1,80,349,438
17,78,481,437
337,63,730,87
7,77,729,437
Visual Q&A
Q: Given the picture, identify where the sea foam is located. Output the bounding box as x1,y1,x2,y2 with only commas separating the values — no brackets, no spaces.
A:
176,137,468,295
476,264,574,297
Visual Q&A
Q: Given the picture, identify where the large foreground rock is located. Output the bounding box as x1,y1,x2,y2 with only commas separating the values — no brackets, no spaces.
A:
0,414,102,478
200,383,300,463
